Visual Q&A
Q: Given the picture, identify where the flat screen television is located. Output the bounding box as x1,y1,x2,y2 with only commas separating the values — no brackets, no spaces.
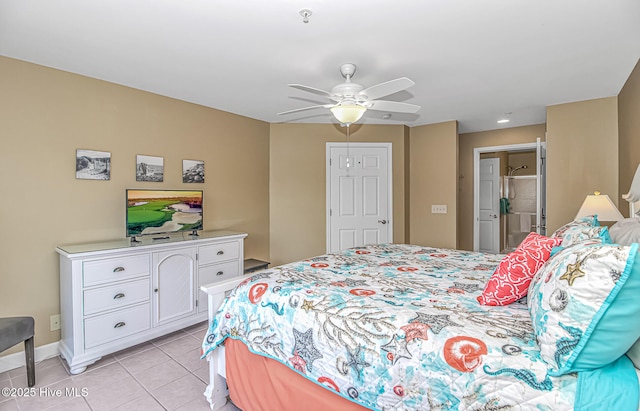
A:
126,189,203,238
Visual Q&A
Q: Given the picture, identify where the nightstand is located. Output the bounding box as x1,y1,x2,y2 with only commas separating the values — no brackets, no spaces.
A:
244,258,269,274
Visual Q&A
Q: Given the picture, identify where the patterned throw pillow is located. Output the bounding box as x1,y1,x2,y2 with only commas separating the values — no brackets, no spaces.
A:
528,241,640,375
550,215,599,239
477,232,562,306
555,225,611,247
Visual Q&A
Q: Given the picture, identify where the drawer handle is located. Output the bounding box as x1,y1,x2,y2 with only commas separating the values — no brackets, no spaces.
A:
113,267,125,273
216,271,224,276
113,293,125,299
216,251,224,255
114,322,126,328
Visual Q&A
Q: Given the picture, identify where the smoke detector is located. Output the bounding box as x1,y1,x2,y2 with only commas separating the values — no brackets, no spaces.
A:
299,9,312,23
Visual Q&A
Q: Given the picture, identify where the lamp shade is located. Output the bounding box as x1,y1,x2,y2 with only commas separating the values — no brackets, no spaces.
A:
330,104,366,125
575,192,624,222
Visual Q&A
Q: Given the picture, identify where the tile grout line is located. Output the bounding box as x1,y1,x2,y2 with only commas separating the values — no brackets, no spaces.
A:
5,324,211,411
112,328,208,411
112,354,169,411
113,329,193,411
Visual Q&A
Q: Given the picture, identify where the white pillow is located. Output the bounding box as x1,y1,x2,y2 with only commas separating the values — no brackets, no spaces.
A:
610,218,640,245
628,338,640,369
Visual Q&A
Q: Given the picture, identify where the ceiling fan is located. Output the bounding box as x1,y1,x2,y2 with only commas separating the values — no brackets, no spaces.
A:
278,63,420,125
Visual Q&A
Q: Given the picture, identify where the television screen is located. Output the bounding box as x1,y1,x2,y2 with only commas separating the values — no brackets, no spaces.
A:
126,189,203,237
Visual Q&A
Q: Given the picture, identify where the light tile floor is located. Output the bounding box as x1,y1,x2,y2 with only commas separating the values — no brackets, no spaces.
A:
0,322,241,411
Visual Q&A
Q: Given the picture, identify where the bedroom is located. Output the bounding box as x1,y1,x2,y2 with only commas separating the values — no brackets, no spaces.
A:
1,1,640,410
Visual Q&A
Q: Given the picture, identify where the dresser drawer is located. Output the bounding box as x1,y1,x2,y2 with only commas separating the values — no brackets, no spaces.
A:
83,278,150,316
84,303,151,349
198,260,240,313
198,241,239,265
83,255,149,287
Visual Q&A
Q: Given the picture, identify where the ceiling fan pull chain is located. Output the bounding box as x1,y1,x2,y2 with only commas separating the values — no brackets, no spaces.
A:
345,125,351,175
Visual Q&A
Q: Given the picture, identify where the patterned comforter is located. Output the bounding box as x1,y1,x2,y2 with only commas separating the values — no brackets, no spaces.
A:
202,244,611,410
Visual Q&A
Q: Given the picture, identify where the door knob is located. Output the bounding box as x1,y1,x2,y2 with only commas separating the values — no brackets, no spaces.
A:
378,219,388,224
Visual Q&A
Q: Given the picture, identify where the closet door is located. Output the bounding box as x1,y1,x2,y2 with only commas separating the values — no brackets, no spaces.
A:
327,143,393,253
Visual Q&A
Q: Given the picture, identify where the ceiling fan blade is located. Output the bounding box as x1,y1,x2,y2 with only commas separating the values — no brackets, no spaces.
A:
278,104,334,115
367,100,420,114
359,77,415,101
288,84,333,98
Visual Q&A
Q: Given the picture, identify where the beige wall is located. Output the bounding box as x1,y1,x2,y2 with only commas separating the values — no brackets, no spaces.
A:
2,53,638,356
507,151,537,175
269,124,408,266
0,56,270,352
546,97,619,232
457,125,546,250
619,59,640,216
409,121,458,248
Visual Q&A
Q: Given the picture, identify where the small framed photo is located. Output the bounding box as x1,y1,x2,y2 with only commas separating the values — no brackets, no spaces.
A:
136,155,164,182
76,149,111,180
183,159,204,183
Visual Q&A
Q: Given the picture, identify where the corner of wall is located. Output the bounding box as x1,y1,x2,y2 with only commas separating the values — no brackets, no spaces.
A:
408,121,458,248
404,126,411,243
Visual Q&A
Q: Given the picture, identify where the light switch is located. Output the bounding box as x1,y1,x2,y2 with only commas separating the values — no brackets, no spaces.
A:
431,205,447,214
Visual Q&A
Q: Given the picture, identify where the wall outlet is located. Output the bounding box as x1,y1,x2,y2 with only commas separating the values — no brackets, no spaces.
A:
431,204,448,214
50,314,61,331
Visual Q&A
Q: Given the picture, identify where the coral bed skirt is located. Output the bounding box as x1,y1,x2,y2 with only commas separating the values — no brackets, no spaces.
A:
225,339,369,411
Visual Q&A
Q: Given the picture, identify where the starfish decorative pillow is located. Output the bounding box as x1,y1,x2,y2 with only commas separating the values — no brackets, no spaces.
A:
528,241,640,375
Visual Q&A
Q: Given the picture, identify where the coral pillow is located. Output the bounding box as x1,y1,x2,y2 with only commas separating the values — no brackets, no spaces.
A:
477,233,562,306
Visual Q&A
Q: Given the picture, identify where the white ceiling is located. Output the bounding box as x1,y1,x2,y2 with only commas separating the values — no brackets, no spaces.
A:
1,0,639,133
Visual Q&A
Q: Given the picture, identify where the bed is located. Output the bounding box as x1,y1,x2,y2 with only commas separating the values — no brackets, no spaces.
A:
200,226,640,410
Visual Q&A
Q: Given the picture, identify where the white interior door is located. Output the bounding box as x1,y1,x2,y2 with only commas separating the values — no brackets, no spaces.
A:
479,158,500,253
536,138,547,235
326,143,392,253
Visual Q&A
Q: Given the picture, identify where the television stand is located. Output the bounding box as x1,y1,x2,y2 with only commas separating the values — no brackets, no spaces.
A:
190,230,199,237
130,236,141,243
55,230,247,374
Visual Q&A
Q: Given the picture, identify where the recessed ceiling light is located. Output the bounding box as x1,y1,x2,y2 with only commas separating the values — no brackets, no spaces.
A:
497,119,510,124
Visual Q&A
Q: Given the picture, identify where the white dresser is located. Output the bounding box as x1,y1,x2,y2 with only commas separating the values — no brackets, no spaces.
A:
56,230,247,374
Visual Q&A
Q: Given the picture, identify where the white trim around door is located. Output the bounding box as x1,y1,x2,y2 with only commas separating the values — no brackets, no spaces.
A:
473,139,545,251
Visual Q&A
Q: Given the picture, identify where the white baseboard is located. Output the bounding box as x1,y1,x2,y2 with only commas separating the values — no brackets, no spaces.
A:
0,341,60,374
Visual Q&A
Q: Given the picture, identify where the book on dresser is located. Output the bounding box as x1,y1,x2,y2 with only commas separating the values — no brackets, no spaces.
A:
56,230,247,374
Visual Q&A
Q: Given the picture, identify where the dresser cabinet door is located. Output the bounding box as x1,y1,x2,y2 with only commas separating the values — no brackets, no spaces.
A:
152,248,196,325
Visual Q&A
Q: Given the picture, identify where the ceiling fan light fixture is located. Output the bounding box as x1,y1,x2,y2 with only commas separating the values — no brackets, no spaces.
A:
330,104,366,125
280,63,419,123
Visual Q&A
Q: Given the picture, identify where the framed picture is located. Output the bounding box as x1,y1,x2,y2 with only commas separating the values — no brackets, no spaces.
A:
76,149,111,180
183,159,204,183
136,155,164,182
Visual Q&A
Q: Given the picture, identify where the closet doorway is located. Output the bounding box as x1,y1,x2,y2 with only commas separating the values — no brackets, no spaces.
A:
325,142,393,253
473,138,546,253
